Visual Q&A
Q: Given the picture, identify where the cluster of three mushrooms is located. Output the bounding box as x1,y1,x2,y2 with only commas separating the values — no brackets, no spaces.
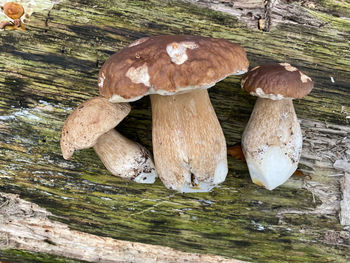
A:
61,35,313,192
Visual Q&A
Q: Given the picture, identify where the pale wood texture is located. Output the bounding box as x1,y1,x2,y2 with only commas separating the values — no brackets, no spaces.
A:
340,173,350,226
0,193,248,263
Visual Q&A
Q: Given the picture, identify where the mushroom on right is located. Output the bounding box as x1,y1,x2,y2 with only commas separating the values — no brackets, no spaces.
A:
241,63,314,190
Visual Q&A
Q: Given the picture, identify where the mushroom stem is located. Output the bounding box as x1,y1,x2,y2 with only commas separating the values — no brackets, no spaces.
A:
150,89,228,192
93,129,157,184
242,98,302,190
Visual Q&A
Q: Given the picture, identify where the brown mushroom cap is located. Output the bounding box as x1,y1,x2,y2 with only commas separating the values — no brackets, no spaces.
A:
3,2,24,20
241,63,314,99
60,96,131,159
98,35,249,102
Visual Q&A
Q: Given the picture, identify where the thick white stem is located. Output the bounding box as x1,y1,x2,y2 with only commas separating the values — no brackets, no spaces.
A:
150,89,227,193
93,129,157,183
242,98,302,190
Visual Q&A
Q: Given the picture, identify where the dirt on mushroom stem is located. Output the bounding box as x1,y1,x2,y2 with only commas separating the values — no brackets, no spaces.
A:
93,129,157,183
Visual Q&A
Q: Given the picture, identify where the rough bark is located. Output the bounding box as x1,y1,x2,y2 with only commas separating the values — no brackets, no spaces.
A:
0,0,350,262
181,0,348,30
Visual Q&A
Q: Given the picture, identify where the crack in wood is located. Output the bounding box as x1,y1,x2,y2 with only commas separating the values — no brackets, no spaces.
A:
261,0,274,31
181,0,334,30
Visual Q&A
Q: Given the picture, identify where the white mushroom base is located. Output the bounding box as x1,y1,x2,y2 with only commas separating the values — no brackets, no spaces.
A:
242,98,302,190
93,129,157,184
150,89,228,193
178,159,228,193
245,146,299,190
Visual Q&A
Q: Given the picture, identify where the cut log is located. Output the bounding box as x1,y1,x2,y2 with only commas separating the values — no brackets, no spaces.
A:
0,0,349,262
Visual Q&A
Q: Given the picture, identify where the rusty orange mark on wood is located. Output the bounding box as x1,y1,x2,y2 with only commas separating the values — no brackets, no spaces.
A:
252,179,264,187
227,143,246,161
292,169,312,180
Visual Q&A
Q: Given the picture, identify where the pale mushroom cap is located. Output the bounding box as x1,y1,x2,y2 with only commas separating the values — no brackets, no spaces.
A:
241,63,314,99
99,35,249,102
60,96,131,159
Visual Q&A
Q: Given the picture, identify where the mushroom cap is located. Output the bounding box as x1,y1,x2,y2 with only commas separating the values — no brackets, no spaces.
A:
3,2,24,19
60,96,131,160
241,63,314,100
98,35,249,102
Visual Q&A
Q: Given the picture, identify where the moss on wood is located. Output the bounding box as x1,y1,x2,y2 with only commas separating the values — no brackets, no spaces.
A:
0,0,349,262
0,249,88,263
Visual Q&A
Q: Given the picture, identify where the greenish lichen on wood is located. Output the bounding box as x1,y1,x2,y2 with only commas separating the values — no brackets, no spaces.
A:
0,0,349,262
0,249,89,263
0,193,247,263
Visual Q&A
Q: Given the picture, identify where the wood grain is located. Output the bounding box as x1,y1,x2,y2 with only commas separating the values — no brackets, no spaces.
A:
0,0,349,262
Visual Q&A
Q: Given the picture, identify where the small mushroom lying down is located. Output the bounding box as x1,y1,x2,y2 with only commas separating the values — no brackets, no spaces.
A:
60,96,157,183
3,2,24,19
0,2,25,29
241,63,313,190
98,35,249,192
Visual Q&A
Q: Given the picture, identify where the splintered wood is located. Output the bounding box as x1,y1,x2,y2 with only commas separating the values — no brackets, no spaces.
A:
181,0,326,30
300,119,350,175
0,193,248,263
340,173,350,226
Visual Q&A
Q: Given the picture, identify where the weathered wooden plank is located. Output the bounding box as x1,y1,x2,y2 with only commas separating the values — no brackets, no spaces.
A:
340,173,350,225
0,193,246,263
0,0,349,262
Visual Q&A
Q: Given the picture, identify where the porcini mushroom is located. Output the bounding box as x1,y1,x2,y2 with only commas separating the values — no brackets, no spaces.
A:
241,63,313,190
98,35,249,192
60,96,157,183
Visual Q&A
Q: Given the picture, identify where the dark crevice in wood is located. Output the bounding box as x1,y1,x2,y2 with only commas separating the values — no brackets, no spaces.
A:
262,0,274,32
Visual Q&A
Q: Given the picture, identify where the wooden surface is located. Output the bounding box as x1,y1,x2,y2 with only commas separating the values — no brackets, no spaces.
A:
0,193,246,263
0,0,350,262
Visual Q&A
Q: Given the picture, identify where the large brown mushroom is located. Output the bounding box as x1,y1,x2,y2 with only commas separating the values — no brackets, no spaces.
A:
241,63,313,190
98,35,249,192
60,96,157,183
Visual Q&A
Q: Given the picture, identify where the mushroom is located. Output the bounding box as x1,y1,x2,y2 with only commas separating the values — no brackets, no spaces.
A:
60,96,157,183
98,35,249,192
240,63,314,190
1,2,25,29
3,2,24,20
